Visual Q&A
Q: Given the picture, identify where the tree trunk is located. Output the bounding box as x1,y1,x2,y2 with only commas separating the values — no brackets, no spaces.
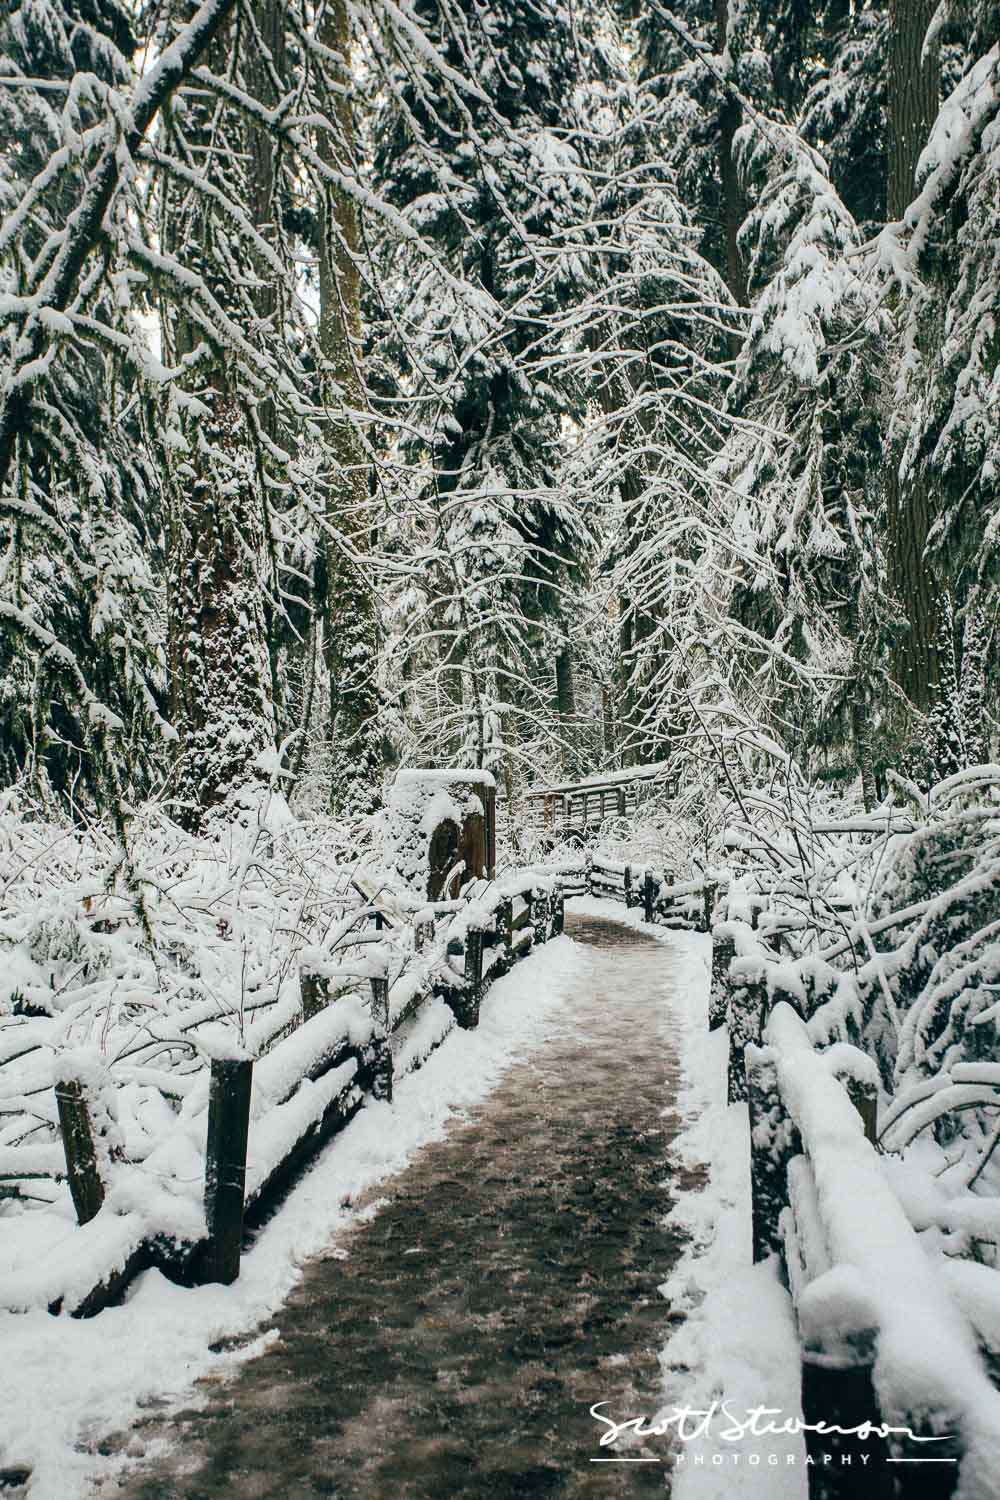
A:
441,616,470,765
851,699,877,813
248,0,297,751
716,0,747,306
959,600,990,765
884,468,942,710
618,601,638,767
163,18,275,827
555,645,578,775
601,681,618,766
247,0,284,347
885,0,941,712
317,0,382,816
887,0,940,219
168,399,276,826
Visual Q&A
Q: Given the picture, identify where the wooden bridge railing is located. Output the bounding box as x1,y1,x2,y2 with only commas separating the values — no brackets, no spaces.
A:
709,917,1000,1497
744,1002,984,1496
523,765,679,838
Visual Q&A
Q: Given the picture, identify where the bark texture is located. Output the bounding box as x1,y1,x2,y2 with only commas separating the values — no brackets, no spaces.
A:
318,0,382,815
888,0,940,219
885,0,941,712
555,645,578,774
715,0,747,307
163,17,276,826
168,396,276,823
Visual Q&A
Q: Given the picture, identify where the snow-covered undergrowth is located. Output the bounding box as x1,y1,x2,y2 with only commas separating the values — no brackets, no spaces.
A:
0,786,470,1307
0,934,587,1498
722,766,1000,1192
0,789,377,1048
574,762,1000,1191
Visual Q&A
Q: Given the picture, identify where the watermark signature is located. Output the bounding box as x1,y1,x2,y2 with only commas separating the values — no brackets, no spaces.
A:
589,1402,957,1468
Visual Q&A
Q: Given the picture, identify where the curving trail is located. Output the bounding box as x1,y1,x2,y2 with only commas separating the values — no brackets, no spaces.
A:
107,914,704,1500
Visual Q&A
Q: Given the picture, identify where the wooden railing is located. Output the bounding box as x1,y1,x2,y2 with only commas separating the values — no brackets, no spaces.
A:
523,766,679,838
711,919,1000,1497
9,869,565,1318
743,1002,996,1496
553,855,717,930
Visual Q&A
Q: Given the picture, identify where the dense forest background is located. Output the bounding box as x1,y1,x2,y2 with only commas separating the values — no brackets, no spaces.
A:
1,0,998,832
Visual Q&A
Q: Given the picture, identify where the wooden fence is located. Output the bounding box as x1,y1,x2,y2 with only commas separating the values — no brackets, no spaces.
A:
23,869,565,1318
712,920,1000,1498
23,841,999,1494
554,854,717,931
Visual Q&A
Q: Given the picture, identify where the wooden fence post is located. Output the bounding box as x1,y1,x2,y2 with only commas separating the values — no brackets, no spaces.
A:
728,972,767,1104
54,1078,106,1226
369,976,393,1102
702,881,718,933
623,865,632,908
203,1056,253,1286
801,1360,891,1500
843,1077,878,1148
643,870,655,924
498,896,514,968
452,927,484,1029
300,970,329,1021
552,890,565,936
745,1045,800,1263
585,851,593,896
659,868,675,922
709,935,735,1031
532,888,549,945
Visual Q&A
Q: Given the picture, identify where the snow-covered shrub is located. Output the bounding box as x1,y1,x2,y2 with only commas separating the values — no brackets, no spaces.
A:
708,759,1000,1182
0,787,406,1218
872,770,1000,1120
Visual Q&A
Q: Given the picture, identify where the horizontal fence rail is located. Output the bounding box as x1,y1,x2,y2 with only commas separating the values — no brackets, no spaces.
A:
546,855,719,932
744,1003,990,1496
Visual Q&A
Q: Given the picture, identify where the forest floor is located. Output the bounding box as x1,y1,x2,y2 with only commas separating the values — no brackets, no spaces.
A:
94,914,704,1499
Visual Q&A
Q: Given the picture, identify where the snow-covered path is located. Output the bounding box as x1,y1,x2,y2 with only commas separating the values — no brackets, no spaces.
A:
104,914,702,1499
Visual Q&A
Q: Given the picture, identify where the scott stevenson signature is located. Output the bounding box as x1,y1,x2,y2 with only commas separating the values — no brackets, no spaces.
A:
590,1401,955,1447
